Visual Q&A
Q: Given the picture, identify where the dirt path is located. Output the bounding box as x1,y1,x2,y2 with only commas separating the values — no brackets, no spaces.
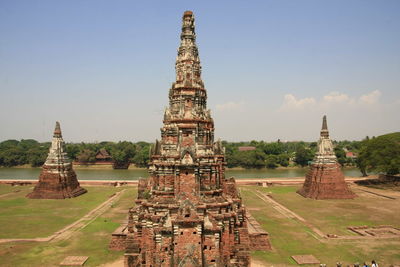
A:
251,259,269,266
254,190,326,241
100,258,124,267
0,190,21,198
352,186,398,199
0,189,126,244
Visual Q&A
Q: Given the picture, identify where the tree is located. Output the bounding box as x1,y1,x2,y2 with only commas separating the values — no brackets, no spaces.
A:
262,142,284,155
76,149,96,164
19,139,39,149
225,150,240,168
294,146,313,167
111,150,127,163
334,147,346,165
132,145,150,168
123,143,136,160
65,143,81,160
111,150,130,169
27,146,48,167
0,140,19,150
277,154,290,167
265,155,278,169
234,150,265,169
28,152,47,167
0,148,26,166
357,132,400,175
355,153,368,177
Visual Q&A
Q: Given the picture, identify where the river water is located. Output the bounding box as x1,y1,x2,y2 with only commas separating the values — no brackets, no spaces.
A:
0,167,362,181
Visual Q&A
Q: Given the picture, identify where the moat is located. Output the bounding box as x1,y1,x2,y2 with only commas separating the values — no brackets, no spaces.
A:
0,167,363,180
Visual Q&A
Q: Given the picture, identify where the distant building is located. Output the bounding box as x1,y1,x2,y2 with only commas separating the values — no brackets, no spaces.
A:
95,148,112,162
238,146,256,151
345,151,357,159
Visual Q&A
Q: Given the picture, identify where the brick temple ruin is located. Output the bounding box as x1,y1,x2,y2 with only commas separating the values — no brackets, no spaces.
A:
121,11,255,267
297,116,356,199
27,122,87,199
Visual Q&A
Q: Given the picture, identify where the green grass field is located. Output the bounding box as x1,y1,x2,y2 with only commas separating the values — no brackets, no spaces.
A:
0,184,399,266
257,185,400,235
0,185,137,267
0,185,125,238
242,185,400,266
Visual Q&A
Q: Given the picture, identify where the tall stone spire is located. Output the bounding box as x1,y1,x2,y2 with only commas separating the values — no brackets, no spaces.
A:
123,11,252,266
297,116,356,199
174,11,204,90
27,122,87,199
53,121,62,138
321,115,329,137
166,11,208,125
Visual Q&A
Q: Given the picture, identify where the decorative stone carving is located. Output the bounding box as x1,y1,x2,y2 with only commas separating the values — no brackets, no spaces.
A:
27,122,87,199
297,116,356,199
124,11,251,266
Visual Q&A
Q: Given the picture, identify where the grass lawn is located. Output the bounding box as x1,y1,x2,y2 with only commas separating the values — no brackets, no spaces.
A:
257,185,400,235
0,184,20,195
0,184,125,238
1,184,399,266
0,185,137,267
241,185,400,266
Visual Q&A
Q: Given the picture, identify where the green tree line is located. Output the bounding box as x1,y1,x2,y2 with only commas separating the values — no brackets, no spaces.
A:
223,140,358,169
0,140,151,168
2,133,399,175
0,138,362,170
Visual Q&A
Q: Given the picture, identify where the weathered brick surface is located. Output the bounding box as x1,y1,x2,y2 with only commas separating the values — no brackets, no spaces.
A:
247,213,272,251
298,163,356,199
250,233,271,250
122,11,251,266
27,122,86,199
109,224,128,251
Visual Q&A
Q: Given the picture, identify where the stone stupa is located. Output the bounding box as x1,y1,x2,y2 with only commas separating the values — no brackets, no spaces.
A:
123,11,251,266
297,116,356,199
27,122,87,199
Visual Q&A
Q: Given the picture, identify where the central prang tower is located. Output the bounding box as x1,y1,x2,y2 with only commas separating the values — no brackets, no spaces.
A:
124,11,251,267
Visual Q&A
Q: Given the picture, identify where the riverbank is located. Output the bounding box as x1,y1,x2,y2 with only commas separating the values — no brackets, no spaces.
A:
2,164,359,170
0,167,364,181
0,176,373,187
73,164,146,170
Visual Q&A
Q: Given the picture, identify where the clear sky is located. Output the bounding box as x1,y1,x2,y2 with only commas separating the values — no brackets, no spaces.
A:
1,0,399,142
